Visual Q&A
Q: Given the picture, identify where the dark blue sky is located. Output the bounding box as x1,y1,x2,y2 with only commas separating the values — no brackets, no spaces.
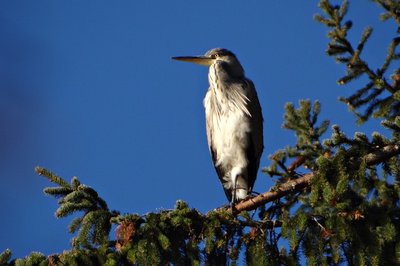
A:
0,1,395,258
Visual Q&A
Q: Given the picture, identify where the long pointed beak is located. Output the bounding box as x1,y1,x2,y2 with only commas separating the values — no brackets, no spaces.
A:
171,56,215,66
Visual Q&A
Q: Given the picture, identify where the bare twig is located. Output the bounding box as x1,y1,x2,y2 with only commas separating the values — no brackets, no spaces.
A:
287,156,306,173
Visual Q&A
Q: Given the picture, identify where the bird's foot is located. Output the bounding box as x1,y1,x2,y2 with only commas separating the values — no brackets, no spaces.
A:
230,201,236,213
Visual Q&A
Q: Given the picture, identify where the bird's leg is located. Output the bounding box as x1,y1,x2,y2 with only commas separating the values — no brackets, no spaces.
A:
231,174,239,212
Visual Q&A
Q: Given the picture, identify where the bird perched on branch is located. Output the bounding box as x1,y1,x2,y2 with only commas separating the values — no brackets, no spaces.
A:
172,48,263,204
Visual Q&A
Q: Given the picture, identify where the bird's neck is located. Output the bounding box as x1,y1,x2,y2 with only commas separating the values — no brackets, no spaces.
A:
209,61,244,84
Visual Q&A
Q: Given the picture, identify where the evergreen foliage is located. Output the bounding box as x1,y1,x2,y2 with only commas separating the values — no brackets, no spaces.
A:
36,167,117,250
2,1,400,265
315,0,400,124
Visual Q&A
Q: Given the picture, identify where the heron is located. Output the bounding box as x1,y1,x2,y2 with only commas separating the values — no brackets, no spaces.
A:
172,48,263,204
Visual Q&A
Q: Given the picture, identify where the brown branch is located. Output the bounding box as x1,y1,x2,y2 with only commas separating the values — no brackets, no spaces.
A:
364,144,400,165
231,144,400,215
287,156,306,173
232,174,313,215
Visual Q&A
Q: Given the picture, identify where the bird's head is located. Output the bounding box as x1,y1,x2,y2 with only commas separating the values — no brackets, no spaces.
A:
172,48,244,77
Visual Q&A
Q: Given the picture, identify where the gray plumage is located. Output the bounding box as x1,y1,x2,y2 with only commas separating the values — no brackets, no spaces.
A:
173,48,263,203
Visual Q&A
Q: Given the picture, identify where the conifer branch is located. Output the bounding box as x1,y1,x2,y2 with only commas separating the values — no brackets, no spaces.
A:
37,167,118,249
0,249,11,265
316,0,400,123
233,144,400,214
374,0,400,27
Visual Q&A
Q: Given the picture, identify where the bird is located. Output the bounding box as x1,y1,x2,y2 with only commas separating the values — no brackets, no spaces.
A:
172,48,263,204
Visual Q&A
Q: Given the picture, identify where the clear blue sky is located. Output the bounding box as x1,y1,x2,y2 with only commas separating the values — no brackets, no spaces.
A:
0,1,395,258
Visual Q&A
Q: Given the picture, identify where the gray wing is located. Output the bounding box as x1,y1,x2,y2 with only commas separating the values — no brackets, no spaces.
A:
243,78,264,192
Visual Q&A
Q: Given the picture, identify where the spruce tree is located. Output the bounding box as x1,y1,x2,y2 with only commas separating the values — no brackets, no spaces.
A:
1,1,399,265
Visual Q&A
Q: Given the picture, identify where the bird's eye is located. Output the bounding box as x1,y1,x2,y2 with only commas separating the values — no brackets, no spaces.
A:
212,54,219,59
